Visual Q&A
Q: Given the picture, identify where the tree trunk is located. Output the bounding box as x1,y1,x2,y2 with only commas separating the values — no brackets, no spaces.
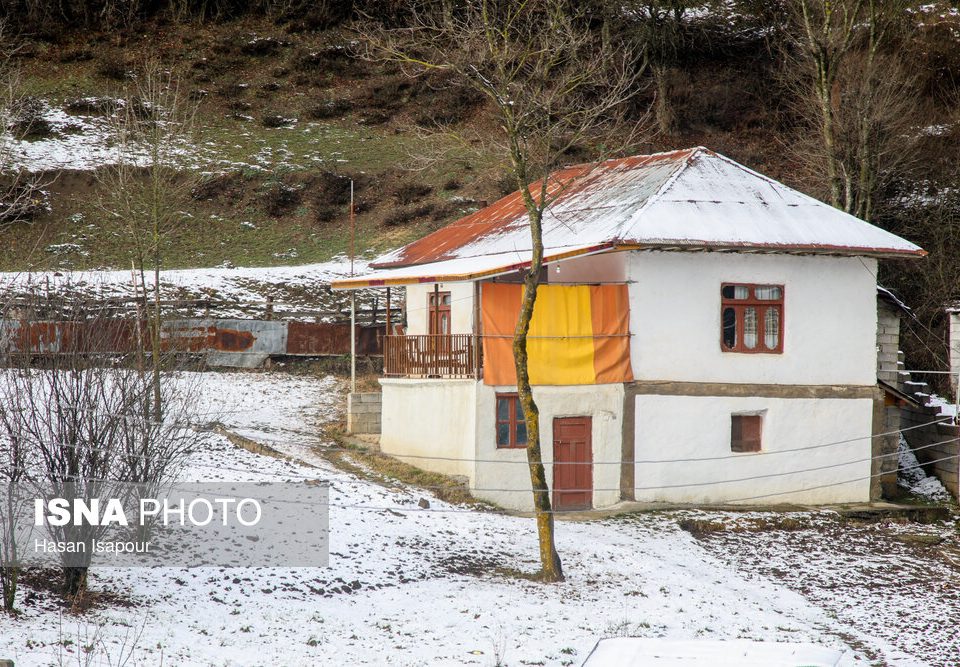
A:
816,63,842,208
513,207,563,583
63,565,88,598
653,65,676,136
1,567,17,612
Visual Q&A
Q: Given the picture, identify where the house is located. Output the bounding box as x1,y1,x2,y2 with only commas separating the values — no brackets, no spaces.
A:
332,147,924,511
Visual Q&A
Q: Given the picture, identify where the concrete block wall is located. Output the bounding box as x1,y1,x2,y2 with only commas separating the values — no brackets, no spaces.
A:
949,311,960,393
877,301,901,386
899,377,959,499
872,400,902,500
347,392,382,435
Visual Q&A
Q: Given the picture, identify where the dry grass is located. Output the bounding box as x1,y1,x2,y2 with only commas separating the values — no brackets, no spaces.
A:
322,425,487,507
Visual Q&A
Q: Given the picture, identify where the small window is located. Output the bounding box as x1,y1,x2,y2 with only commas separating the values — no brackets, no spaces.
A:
721,283,784,354
731,415,762,453
495,393,527,448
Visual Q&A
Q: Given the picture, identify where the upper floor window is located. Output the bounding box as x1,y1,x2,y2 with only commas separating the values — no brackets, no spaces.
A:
721,284,783,354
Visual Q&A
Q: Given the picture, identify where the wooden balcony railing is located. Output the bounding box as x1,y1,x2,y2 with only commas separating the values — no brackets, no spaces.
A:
384,334,480,379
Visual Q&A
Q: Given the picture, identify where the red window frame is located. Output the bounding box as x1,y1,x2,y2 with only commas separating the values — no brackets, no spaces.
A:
731,414,763,453
720,283,784,354
495,393,527,449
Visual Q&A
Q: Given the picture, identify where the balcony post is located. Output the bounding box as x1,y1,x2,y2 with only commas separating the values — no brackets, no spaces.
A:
473,281,480,380
385,287,391,373
350,291,356,393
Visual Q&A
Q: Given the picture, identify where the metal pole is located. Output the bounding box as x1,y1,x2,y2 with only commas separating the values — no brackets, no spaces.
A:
350,180,356,394
351,292,356,393
953,360,960,425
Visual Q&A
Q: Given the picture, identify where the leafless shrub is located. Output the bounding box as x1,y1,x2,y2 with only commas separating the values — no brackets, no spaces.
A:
392,182,431,205
260,180,302,216
0,23,54,233
0,287,203,600
383,203,433,227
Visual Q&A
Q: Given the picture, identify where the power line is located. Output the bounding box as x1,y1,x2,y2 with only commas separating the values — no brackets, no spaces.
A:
9,414,955,467
27,451,958,517
183,435,960,494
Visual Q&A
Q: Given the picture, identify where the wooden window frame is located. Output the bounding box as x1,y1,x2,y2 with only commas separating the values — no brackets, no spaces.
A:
731,414,763,453
720,283,784,354
495,392,527,449
428,290,452,335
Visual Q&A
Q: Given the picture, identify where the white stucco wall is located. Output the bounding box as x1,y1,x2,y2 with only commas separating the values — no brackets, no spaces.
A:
473,383,625,511
548,251,627,284
633,394,873,504
379,378,477,480
627,252,878,386
404,282,475,335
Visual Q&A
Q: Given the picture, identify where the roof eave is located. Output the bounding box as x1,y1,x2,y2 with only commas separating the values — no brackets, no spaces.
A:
614,241,927,259
331,243,615,290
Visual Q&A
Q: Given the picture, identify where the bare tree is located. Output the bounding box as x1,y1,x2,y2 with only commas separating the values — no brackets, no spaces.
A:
0,287,200,599
97,60,199,426
360,0,646,582
786,0,918,220
0,22,50,233
618,0,691,135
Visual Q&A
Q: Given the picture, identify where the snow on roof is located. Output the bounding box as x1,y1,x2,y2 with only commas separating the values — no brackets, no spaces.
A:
333,147,923,289
332,244,608,289
877,286,912,314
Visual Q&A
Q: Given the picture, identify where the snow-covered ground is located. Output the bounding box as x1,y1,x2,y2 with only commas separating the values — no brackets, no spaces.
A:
0,259,384,319
1,370,958,666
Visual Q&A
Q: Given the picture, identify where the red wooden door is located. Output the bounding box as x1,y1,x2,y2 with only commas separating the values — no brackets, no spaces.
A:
553,416,593,511
428,291,452,335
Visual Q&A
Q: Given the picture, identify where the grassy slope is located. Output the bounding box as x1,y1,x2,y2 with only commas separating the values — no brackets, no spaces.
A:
3,17,508,271
6,13,935,273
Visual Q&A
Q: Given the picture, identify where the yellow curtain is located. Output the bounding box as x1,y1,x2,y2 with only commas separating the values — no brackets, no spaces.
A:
481,283,633,386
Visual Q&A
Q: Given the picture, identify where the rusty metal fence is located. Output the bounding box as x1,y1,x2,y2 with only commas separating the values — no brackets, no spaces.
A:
0,318,383,368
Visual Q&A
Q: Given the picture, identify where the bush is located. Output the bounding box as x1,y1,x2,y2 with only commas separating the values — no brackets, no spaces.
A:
414,85,484,127
241,36,285,57
384,204,434,227
306,98,351,120
261,114,295,128
260,182,302,216
64,97,122,115
292,45,362,79
58,47,94,63
97,54,130,81
8,97,54,140
392,182,432,205
191,171,247,201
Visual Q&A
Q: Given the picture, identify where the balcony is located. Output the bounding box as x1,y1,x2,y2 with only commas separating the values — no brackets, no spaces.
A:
384,334,480,379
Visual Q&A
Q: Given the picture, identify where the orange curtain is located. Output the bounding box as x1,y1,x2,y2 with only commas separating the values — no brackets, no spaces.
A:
481,283,633,386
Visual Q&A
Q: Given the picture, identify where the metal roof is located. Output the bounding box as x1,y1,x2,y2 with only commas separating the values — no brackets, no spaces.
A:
333,147,924,289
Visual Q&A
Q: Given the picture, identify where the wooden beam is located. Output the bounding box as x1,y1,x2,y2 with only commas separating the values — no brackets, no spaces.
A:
629,381,878,400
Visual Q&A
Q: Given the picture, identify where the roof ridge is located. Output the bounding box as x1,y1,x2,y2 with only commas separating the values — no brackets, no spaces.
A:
612,147,703,243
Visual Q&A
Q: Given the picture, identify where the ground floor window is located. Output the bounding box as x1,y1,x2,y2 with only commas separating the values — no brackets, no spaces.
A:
495,393,527,448
731,414,762,452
